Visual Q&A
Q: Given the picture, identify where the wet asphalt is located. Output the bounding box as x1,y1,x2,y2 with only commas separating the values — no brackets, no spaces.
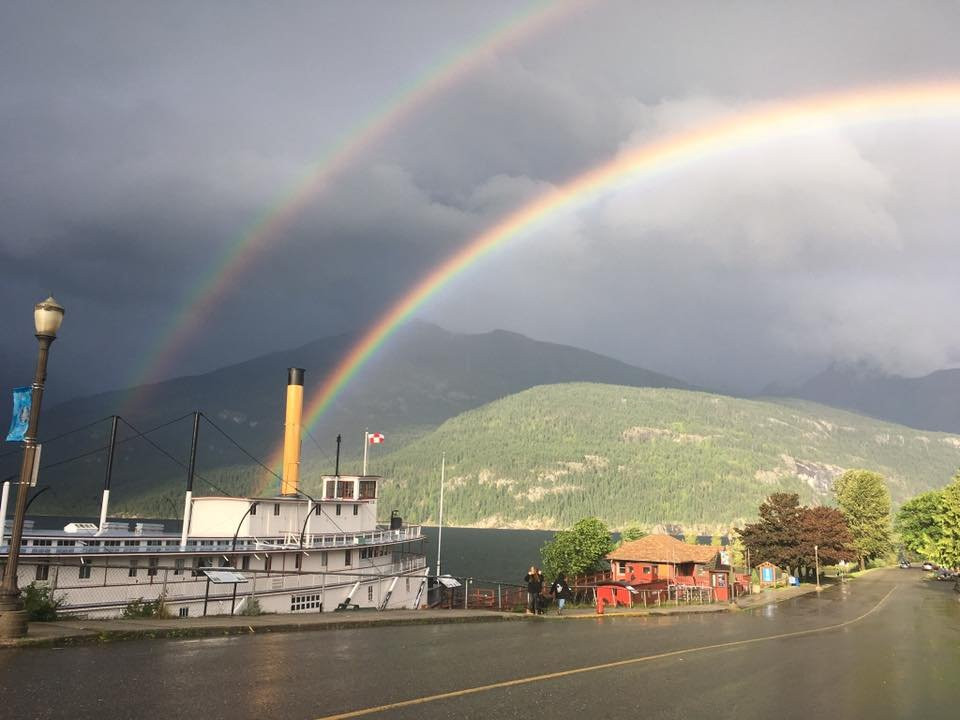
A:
1,568,957,720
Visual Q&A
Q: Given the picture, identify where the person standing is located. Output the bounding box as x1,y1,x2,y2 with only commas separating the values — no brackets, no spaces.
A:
525,566,543,615
551,573,572,615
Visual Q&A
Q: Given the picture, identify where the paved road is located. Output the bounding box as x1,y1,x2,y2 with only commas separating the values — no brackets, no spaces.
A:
1,569,957,719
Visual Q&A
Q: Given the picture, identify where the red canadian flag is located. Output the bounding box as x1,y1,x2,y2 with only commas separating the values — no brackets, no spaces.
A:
368,432,385,444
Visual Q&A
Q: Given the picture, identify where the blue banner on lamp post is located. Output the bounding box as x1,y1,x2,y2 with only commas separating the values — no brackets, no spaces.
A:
6,387,31,442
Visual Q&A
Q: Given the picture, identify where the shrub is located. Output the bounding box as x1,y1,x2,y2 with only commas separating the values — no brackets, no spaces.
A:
239,597,262,616
21,582,64,621
122,595,171,619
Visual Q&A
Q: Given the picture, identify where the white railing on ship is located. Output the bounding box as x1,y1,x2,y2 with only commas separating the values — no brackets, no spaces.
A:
2,525,423,555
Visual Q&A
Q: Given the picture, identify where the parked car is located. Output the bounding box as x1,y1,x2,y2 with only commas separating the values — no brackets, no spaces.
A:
922,562,936,571
935,568,959,581
899,561,910,569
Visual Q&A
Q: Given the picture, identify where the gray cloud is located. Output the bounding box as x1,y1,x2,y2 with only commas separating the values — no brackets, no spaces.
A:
2,1,960,402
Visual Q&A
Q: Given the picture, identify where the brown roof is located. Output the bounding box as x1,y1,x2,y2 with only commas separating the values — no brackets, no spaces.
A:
607,534,720,564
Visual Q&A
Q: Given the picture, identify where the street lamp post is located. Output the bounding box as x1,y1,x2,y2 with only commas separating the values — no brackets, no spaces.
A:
230,501,259,616
0,296,65,639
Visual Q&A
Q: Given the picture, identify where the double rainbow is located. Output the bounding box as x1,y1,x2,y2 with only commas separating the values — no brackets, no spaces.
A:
123,0,587,405
272,81,960,475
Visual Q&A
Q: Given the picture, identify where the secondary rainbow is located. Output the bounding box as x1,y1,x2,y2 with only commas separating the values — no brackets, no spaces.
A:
122,0,588,406
272,80,960,475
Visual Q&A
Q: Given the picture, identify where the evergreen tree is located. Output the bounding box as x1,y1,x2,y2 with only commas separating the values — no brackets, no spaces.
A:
834,469,892,571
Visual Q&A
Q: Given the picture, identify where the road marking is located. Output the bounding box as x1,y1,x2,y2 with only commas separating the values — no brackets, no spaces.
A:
316,586,895,719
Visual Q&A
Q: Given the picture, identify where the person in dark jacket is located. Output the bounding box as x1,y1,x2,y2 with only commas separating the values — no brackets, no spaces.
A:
551,573,573,615
524,566,543,615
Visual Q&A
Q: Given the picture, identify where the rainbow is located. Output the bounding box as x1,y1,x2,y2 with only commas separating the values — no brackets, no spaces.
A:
122,0,588,406
270,80,960,477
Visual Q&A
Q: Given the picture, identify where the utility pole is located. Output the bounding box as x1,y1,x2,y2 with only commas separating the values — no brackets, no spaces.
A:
814,544,821,590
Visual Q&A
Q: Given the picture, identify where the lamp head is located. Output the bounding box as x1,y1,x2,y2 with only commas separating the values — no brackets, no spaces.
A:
34,296,65,338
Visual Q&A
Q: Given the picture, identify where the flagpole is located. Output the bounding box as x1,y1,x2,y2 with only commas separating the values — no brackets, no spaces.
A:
362,429,368,476
436,452,445,577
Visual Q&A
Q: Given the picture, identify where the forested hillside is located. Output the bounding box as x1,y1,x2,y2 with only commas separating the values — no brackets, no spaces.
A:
370,384,960,531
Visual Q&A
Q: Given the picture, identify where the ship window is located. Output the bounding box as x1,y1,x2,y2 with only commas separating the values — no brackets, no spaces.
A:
336,480,353,499
124,540,139,547
295,553,302,570
321,551,328,567
291,593,322,611
406,578,410,592
353,505,359,516
179,607,189,618
148,557,159,576
34,561,50,581
274,503,280,516
174,559,184,576
325,479,336,499
56,539,76,546
359,480,377,500
264,556,273,573
367,586,373,601
129,559,139,577
249,503,257,516
79,564,92,580
241,556,250,570
335,504,341,516
344,550,352,567
315,504,321,515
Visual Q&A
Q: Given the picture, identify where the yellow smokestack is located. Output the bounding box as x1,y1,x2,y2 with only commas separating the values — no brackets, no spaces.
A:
281,368,305,496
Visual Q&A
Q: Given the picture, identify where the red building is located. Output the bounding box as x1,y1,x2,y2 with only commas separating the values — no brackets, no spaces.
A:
607,534,721,584
606,534,743,601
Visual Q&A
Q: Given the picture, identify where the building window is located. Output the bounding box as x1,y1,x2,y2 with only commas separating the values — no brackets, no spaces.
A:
179,607,189,618
335,504,341,516
249,503,257,516
367,585,374,601
129,559,139,577
35,561,50,582
344,550,352,567
353,505,359,516
79,563,92,580
174,559,184,576
274,503,280,516
618,561,626,574
148,557,159,577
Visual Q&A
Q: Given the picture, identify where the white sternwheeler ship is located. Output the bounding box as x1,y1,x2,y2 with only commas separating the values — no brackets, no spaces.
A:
0,369,428,618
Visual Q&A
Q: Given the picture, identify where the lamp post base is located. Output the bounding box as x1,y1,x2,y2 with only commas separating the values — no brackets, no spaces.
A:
0,590,28,639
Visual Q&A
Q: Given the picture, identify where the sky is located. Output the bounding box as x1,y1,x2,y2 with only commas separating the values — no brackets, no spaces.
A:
2,0,960,402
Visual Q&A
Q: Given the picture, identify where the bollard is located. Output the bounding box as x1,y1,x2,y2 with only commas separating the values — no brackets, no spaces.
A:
596,594,604,615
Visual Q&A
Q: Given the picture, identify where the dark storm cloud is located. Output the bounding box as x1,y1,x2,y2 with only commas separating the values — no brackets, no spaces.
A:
2,0,960,402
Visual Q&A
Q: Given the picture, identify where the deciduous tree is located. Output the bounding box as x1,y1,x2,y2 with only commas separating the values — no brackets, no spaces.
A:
834,469,892,571
737,493,805,577
934,474,960,569
800,505,856,573
540,517,614,579
895,490,943,561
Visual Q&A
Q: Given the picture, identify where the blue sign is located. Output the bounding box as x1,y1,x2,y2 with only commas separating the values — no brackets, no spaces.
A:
6,387,31,442
760,566,775,583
